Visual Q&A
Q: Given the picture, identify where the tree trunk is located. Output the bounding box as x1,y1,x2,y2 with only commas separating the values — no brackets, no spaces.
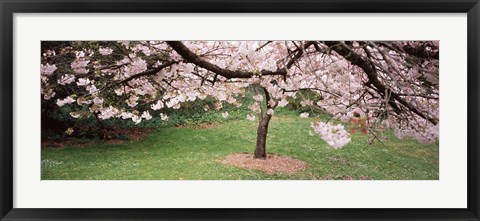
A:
254,114,272,159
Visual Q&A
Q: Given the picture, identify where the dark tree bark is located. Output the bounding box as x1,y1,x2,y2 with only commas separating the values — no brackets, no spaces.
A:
254,114,272,159
253,86,277,159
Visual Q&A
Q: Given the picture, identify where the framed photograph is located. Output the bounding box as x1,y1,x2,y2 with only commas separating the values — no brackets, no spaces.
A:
1,0,479,220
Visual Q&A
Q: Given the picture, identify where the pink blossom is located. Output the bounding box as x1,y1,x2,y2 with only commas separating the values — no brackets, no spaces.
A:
71,60,90,74
248,103,261,113
253,94,263,102
98,106,119,120
126,95,139,107
124,58,147,77
57,74,75,85
41,63,57,75
93,97,104,105
277,99,288,107
114,88,124,96
86,85,99,94
56,96,76,107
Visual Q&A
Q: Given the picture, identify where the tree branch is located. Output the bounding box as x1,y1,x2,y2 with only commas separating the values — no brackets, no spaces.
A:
325,41,438,125
119,60,177,85
166,41,287,79
403,44,439,60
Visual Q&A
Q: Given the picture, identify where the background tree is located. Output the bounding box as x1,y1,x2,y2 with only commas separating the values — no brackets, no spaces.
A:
41,41,439,159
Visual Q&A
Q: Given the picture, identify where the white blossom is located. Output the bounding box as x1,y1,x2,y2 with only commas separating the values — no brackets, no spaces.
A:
160,113,169,121
120,112,133,119
222,112,229,118
132,115,142,124
141,111,152,120
76,78,91,86
300,112,309,118
70,112,81,118
56,96,76,107
65,128,74,135
99,47,113,55
151,100,164,110
311,122,351,149
246,114,256,121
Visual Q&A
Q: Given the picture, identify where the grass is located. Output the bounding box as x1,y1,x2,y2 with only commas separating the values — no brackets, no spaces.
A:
41,113,439,180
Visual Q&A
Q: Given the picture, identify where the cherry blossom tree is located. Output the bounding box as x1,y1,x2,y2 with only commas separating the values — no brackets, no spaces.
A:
41,41,439,159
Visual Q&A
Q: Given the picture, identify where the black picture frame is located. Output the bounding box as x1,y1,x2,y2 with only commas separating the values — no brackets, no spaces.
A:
1,0,479,220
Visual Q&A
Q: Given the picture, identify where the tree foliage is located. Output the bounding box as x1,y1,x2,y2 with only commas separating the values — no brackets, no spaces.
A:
41,41,439,154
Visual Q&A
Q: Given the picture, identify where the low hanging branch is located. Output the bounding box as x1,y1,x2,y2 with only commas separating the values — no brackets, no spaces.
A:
97,60,178,94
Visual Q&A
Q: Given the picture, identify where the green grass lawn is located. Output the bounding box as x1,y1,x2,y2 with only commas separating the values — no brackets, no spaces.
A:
41,114,439,180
